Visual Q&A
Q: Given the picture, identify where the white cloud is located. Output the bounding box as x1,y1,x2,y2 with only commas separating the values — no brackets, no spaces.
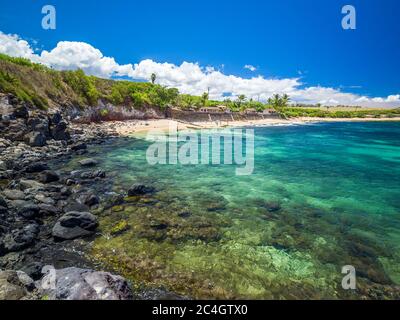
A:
0,31,399,108
39,41,134,78
244,64,257,72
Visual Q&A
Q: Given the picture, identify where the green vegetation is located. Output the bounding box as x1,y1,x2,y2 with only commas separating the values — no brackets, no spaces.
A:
280,107,400,118
0,53,399,118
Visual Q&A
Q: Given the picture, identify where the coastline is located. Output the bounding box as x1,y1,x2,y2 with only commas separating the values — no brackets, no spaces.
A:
96,117,400,136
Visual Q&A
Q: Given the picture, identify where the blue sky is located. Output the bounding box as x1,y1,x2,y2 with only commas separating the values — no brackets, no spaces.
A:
0,0,399,107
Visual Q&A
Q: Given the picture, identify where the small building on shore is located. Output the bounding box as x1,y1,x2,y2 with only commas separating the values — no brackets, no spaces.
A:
244,108,257,114
199,106,230,113
262,108,277,115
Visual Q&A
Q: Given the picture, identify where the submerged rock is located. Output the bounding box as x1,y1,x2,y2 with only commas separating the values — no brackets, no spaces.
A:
38,267,133,300
79,158,98,167
127,184,155,196
52,211,98,240
38,170,60,183
84,194,100,207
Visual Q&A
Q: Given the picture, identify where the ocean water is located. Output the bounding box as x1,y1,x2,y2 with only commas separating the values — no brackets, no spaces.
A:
66,122,400,299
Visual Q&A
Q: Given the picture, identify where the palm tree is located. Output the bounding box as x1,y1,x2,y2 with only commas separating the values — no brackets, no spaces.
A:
151,73,157,84
201,92,209,106
281,94,290,107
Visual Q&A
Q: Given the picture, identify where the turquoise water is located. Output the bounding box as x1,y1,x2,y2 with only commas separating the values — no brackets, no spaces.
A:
70,122,400,299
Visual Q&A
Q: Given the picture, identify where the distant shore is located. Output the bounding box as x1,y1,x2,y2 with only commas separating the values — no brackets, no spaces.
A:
98,117,400,136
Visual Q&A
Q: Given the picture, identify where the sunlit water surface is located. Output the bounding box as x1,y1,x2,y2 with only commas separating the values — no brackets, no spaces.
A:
62,122,400,299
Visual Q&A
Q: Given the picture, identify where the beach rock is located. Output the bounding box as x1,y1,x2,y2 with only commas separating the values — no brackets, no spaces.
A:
38,204,61,216
27,117,50,137
49,112,62,126
38,171,60,183
78,158,98,167
80,170,106,180
52,211,98,240
51,121,70,141
38,267,133,300
104,193,124,209
0,196,7,208
0,224,39,254
22,262,44,281
2,189,25,201
0,206,8,216
34,194,55,206
71,143,87,151
17,204,41,220
63,202,89,213
25,132,47,147
19,179,45,191
84,194,100,207
13,104,29,119
0,270,35,300
25,163,49,173
127,184,155,196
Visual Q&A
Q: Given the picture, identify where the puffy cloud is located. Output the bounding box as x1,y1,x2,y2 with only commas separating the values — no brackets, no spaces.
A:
0,32,133,78
0,31,399,108
39,41,134,78
244,64,257,72
0,32,38,61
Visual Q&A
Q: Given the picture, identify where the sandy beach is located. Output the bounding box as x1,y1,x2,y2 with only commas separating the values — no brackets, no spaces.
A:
99,117,400,136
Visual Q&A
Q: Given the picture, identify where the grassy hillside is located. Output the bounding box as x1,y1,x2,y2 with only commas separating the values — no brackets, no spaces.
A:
1,53,399,119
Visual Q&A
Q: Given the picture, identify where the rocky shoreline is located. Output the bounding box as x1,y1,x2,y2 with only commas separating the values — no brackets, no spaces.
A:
0,94,184,300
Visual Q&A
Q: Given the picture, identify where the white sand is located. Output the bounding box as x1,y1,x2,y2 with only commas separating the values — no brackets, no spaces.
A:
97,117,400,137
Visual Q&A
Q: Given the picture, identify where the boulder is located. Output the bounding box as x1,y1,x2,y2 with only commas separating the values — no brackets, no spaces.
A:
2,189,25,201
27,117,50,137
19,179,45,191
38,267,133,300
78,158,98,167
63,202,89,213
127,184,155,196
71,143,87,151
25,132,47,147
51,121,70,141
38,204,61,216
52,211,98,240
0,206,7,216
84,194,100,207
80,170,106,180
38,170,60,183
34,194,55,205
13,104,29,119
17,204,41,220
48,112,62,126
0,196,7,208
0,224,39,254
25,162,49,173
22,262,44,281
0,270,35,300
